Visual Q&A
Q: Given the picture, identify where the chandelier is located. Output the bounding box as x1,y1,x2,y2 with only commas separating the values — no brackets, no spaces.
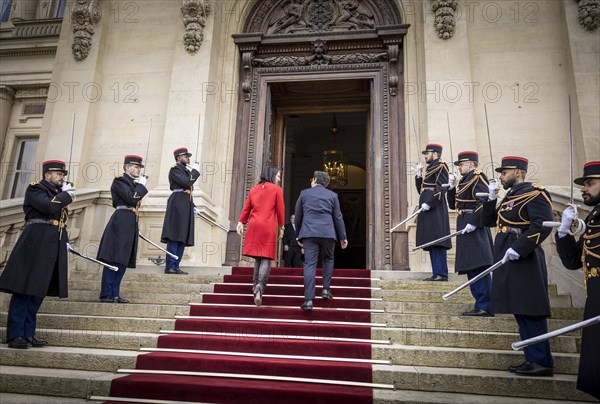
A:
322,114,348,186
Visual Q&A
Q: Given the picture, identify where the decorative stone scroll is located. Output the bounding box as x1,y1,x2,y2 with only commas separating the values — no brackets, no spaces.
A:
576,0,600,31
71,0,101,61
431,0,457,40
253,39,387,67
181,0,209,54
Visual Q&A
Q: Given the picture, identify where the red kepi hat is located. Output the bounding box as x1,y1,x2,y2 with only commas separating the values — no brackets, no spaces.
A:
42,160,68,174
574,161,600,185
495,156,528,173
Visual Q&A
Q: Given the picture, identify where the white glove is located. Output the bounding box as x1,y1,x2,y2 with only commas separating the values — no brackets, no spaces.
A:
420,203,431,212
558,205,576,235
448,173,456,189
193,207,200,216
502,247,520,263
61,182,73,192
66,242,73,251
191,162,200,172
461,223,477,234
137,176,148,186
488,179,498,201
415,162,424,178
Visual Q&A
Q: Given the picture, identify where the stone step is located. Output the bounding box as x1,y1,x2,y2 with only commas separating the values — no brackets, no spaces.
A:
0,345,138,372
379,280,559,296
376,289,572,307
373,365,595,402
375,313,579,334
378,301,585,320
68,269,226,284
38,301,190,319
373,388,580,403
68,280,214,294
373,344,580,374
372,327,579,353
50,290,202,305
0,365,115,399
0,394,103,404
0,328,159,351
0,313,175,334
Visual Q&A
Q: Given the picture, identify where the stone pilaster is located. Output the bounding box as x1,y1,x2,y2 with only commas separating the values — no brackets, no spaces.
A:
0,85,17,159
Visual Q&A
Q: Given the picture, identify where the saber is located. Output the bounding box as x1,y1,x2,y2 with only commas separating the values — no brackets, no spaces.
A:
143,119,152,176
67,245,118,271
411,115,421,160
139,232,179,260
390,208,423,233
442,258,506,300
483,103,495,175
195,114,202,162
446,112,454,166
543,219,586,237
568,95,574,204
512,316,600,351
67,111,76,183
413,230,463,251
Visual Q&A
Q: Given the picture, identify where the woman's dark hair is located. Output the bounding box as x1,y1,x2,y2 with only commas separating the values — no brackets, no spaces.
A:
259,165,280,184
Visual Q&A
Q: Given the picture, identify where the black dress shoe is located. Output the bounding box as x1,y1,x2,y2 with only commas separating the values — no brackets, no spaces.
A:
514,362,554,377
7,336,29,349
164,268,178,274
300,300,313,311
99,297,116,303
424,275,448,282
115,297,129,304
321,289,333,299
175,269,188,275
27,336,48,347
462,308,494,317
508,361,530,373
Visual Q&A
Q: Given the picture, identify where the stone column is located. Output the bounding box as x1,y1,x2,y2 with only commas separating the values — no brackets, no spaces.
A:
9,0,37,21
0,85,16,158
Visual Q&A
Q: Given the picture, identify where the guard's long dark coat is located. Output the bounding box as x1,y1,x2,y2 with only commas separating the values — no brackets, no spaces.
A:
96,174,148,268
0,180,72,298
447,170,494,273
161,163,199,246
555,203,600,400
481,182,553,316
415,159,451,250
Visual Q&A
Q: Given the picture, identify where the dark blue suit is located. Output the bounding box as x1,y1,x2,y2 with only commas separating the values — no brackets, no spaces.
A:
294,184,347,300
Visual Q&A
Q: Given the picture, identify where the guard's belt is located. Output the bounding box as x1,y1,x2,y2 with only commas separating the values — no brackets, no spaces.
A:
172,189,192,195
116,206,136,211
422,187,435,191
498,225,523,236
457,209,474,214
27,218,61,226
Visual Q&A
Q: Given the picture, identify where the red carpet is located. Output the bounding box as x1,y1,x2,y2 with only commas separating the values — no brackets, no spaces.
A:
105,266,379,403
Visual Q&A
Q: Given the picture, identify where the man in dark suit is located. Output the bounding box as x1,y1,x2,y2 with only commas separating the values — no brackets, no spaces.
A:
555,161,600,399
161,147,200,274
415,143,452,281
294,171,348,311
283,214,303,267
0,160,73,348
97,155,148,303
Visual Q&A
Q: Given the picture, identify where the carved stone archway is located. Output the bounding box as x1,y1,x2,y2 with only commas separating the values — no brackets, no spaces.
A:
226,0,410,271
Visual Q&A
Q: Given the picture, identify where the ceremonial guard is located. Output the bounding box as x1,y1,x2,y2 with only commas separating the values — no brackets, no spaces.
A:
555,161,600,399
447,151,494,316
283,214,303,268
481,156,554,376
97,155,148,303
161,147,200,274
0,160,74,348
415,143,452,281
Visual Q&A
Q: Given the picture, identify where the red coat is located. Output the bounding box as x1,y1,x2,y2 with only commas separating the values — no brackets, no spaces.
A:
239,182,285,259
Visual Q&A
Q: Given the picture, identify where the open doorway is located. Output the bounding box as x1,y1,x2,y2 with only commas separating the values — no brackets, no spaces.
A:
281,111,368,269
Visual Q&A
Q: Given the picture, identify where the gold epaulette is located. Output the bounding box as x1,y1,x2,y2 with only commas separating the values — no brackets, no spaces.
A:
29,180,39,186
172,164,177,168
532,183,545,190
473,170,481,175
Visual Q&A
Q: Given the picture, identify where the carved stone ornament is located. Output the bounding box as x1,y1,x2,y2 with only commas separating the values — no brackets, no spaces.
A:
266,0,376,35
253,39,387,67
576,0,600,31
71,0,102,61
181,0,209,54
432,0,457,40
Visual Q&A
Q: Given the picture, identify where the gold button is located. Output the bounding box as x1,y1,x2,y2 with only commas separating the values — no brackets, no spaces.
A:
587,240,591,245
590,220,594,223
589,230,593,233
588,262,591,267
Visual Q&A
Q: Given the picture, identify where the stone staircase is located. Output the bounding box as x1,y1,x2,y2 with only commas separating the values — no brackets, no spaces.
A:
0,265,595,403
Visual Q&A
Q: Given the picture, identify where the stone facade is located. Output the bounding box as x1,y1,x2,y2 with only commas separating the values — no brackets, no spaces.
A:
0,0,598,272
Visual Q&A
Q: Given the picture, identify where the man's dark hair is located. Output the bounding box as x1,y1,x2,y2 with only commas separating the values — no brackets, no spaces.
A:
313,171,330,187
259,165,279,184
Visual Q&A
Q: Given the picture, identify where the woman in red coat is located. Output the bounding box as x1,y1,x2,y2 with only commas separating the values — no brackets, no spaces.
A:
236,166,285,306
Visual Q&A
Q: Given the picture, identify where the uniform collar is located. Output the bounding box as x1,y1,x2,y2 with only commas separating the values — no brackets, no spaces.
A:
40,179,60,193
